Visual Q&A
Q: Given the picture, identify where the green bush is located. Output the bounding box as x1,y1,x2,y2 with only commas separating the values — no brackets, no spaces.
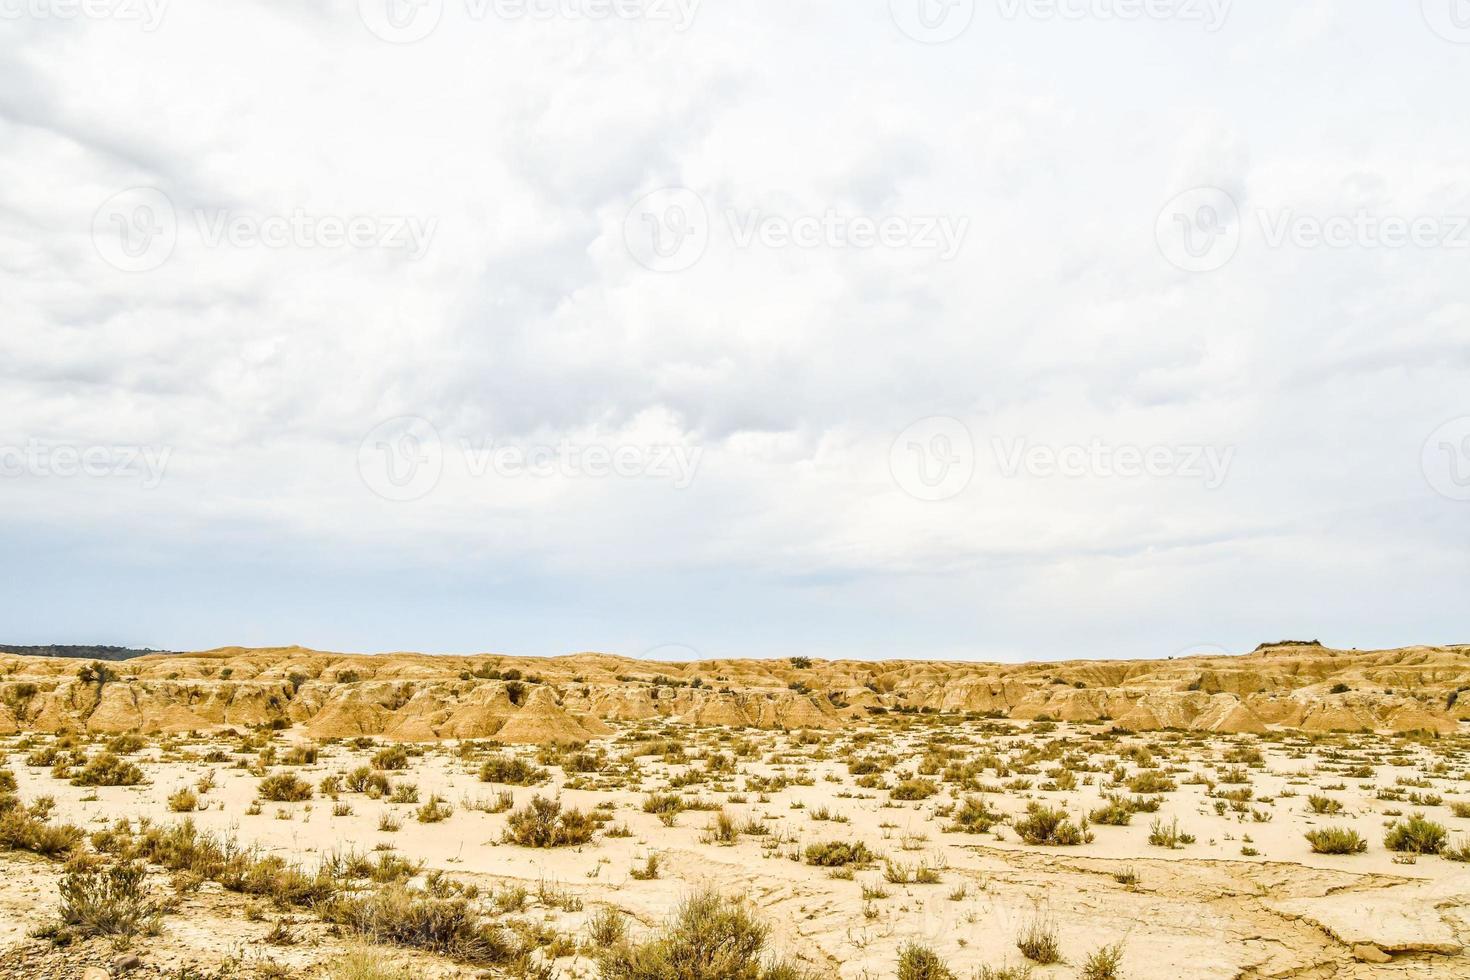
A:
890,779,938,801
1015,804,1092,846
897,943,955,980
503,796,596,847
1305,827,1367,855
1081,941,1125,980
346,766,391,796
372,746,410,771
56,861,161,940
1126,772,1175,794
1088,796,1133,827
71,753,145,787
258,773,314,802
1147,817,1195,849
0,804,84,857
586,906,629,948
946,797,1001,833
803,841,874,867
1016,914,1062,964
324,884,515,964
478,755,547,786
1306,795,1343,815
1384,813,1448,855
597,888,814,979
106,733,146,755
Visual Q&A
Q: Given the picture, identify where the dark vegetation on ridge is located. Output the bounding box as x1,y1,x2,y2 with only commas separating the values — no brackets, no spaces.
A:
0,645,169,661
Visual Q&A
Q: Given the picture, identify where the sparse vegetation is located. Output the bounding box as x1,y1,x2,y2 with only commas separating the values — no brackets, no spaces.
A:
1384,813,1448,855
258,773,314,802
597,888,813,979
1305,827,1368,855
503,795,596,847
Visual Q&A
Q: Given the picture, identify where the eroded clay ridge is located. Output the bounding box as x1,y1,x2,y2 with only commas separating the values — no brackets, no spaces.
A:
1,642,1466,743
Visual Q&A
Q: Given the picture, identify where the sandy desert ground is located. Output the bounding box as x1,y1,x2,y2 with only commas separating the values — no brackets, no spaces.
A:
1,646,1469,979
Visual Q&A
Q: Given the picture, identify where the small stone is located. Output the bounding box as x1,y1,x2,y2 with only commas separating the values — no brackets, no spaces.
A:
1352,944,1390,964
112,952,143,973
81,969,108,980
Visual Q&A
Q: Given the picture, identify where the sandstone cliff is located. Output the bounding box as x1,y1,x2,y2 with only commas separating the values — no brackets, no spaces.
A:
0,642,1464,742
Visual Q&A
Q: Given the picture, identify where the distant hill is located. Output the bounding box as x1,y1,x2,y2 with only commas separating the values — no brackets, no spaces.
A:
0,642,1464,739
0,645,169,661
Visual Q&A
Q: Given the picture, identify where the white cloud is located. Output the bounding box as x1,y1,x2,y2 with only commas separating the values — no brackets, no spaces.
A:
0,1,1466,658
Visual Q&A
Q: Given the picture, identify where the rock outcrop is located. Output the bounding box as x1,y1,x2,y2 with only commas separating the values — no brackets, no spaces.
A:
0,641,1463,743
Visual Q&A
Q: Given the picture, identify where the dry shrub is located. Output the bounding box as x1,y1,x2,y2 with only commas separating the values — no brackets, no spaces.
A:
503,795,596,847
896,943,955,979
55,861,161,940
258,773,313,802
1016,913,1062,964
71,753,144,787
323,884,515,964
597,888,814,980
478,755,547,786
803,841,873,867
1015,805,1092,846
1384,813,1447,854
1305,827,1367,854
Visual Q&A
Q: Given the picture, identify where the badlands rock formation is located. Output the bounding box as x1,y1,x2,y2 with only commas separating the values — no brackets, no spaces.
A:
0,642,1465,743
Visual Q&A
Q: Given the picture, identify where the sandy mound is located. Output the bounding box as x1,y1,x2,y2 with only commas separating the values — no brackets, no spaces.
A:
1190,698,1268,734
494,686,601,744
0,642,1464,743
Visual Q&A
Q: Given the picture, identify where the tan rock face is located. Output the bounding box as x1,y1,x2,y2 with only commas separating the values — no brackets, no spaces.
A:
0,641,1463,743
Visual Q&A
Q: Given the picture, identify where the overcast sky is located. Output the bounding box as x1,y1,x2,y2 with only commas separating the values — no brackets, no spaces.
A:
1,0,1466,662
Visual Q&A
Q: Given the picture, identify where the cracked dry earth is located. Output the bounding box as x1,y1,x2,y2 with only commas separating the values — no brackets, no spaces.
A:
2,718,1470,979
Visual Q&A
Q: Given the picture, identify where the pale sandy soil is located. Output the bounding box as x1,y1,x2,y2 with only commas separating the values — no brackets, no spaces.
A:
3,719,1469,978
